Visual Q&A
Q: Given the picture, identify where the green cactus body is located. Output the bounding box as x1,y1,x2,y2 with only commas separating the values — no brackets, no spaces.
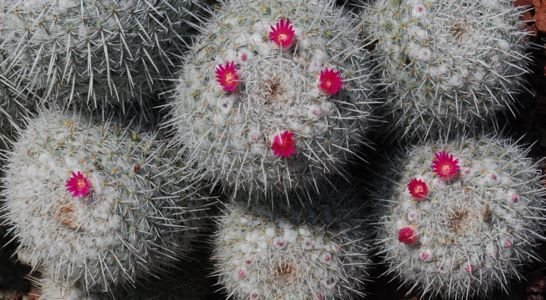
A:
167,0,375,200
377,137,545,299
2,110,208,294
365,0,531,140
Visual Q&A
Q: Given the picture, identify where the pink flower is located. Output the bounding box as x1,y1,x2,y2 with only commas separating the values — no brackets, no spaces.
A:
269,18,295,48
398,226,418,245
407,178,429,200
318,68,343,95
215,62,239,92
271,131,296,158
65,171,92,198
432,151,460,180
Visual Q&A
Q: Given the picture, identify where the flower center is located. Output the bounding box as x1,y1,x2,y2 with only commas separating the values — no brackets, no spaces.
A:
440,164,452,175
225,72,236,85
76,179,87,190
278,33,288,43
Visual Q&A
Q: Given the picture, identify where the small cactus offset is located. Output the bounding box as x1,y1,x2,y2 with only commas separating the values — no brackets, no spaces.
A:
0,0,196,109
213,186,370,299
39,278,104,300
376,136,546,299
167,0,375,199
1,110,209,294
365,0,531,140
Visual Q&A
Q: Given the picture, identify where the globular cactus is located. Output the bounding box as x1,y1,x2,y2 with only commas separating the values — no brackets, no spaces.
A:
167,0,375,199
0,0,196,110
1,109,210,294
365,0,531,141
376,136,546,299
213,185,370,299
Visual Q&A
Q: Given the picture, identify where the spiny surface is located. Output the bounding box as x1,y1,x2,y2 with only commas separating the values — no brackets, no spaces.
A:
213,187,370,299
167,0,374,200
377,137,546,299
365,0,531,141
0,0,196,109
2,110,208,294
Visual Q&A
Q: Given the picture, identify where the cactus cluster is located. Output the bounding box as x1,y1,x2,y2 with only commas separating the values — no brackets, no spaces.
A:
167,0,375,199
365,0,531,140
213,185,370,299
39,278,103,300
1,110,209,293
0,0,195,110
0,0,543,299
376,136,546,299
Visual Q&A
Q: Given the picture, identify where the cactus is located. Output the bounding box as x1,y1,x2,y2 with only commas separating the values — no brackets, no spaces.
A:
166,0,375,199
364,0,531,141
0,0,196,110
213,185,370,299
376,136,546,299
1,109,210,294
